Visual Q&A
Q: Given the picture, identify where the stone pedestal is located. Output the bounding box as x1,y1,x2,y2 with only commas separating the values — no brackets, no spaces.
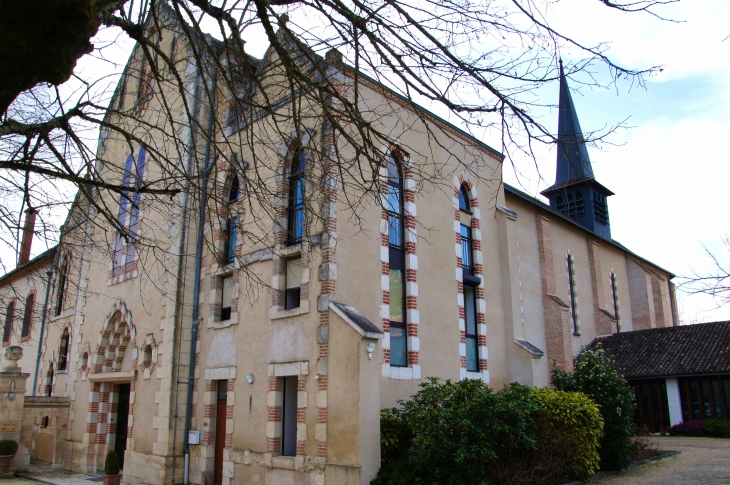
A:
0,346,30,474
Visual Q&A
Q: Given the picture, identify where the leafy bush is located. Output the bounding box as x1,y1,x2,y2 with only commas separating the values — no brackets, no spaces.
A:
702,419,730,438
0,440,18,456
552,345,636,471
373,378,605,485
104,450,120,475
373,378,539,485
668,419,704,437
531,388,603,479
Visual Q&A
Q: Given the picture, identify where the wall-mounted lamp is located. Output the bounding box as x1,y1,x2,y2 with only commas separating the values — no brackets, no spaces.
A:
246,373,255,384
7,392,16,401
365,341,376,360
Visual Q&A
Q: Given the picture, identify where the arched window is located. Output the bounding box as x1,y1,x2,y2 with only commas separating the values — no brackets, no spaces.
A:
611,272,621,332
287,149,306,245
125,148,147,272
224,174,239,264
21,292,35,339
2,301,15,344
458,185,470,212
58,328,69,371
459,185,478,372
81,352,89,371
113,148,147,277
387,156,407,367
56,257,68,315
567,255,579,335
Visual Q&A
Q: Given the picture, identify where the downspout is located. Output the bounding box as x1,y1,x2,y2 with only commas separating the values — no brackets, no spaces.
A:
32,259,54,395
183,66,218,485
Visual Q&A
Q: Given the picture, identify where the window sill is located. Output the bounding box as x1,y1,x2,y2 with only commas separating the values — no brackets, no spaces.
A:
463,369,489,383
277,243,302,257
381,363,421,380
269,300,309,320
207,313,238,329
108,270,138,286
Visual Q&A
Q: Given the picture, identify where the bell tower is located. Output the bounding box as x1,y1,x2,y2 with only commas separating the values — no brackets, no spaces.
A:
541,60,614,240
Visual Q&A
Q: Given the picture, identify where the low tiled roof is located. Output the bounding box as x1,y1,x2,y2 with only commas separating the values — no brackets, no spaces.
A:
593,321,730,379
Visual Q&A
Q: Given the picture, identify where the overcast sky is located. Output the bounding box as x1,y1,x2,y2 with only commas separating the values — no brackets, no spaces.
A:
8,0,730,323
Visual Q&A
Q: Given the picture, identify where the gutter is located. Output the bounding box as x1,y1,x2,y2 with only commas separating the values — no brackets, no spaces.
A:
182,66,218,485
32,260,54,395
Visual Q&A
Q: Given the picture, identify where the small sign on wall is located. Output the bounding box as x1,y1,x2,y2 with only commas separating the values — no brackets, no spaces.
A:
1,423,16,432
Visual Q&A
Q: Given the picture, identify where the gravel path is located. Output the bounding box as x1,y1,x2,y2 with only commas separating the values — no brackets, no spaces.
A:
595,436,730,485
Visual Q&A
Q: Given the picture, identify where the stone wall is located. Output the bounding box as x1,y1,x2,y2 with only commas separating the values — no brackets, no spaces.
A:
22,396,69,469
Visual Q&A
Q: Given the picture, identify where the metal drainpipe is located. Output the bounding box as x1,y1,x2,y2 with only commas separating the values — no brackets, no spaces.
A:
32,259,54,395
183,67,217,485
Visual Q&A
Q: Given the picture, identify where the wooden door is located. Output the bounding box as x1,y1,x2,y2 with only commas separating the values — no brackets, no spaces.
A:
213,381,228,485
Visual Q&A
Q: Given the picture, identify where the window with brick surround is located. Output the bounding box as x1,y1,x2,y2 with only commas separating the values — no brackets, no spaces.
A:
281,376,298,456
285,258,302,310
387,156,407,367
21,292,35,339
287,149,306,245
459,186,479,371
220,276,233,321
2,301,15,344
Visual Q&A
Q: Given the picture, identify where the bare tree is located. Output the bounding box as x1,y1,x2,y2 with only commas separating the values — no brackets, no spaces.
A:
678,235,730,309
0,0,677,275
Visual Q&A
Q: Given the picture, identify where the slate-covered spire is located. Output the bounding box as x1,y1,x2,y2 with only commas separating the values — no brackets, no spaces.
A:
554,59,594,185
542,60,614,240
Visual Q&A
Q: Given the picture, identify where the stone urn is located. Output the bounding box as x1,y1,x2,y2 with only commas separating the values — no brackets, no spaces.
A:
3,346,22,372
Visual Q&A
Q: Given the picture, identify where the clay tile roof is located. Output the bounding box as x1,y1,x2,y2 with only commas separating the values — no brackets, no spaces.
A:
593,321,730,379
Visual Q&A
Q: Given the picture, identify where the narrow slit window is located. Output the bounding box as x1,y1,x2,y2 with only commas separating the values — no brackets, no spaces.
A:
568,255,579,335
287,150,306,245
387,156,407,367
3,301,15,343
21,293,35,339
285,258,302,310
611,272,620,332
224,217,237,264
56,259,68,315
464,285,479,372
221,276,233,321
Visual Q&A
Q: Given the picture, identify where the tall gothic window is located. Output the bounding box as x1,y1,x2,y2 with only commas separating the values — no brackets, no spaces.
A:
568,254,579,335
113,149,147,277
459,184,478,371
287,149,306,245
224,175,239,264
21,293,35,339
611,272,620,332
2,301,15,344
387,156,407,367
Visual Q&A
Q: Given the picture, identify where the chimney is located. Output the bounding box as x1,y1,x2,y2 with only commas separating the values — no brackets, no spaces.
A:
18,208,37,265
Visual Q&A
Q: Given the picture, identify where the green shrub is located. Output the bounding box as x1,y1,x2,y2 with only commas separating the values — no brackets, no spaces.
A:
104,450,120,475
0,440,18,456
552,345,636,471
703,419,730,438
373,378,539,485
531,388,603,479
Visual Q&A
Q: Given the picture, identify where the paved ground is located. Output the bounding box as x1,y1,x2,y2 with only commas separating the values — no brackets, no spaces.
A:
1,437,728,485
595,436,730,485
0,460,100,485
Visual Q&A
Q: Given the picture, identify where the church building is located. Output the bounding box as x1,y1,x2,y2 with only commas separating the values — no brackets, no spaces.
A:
0,8,679,485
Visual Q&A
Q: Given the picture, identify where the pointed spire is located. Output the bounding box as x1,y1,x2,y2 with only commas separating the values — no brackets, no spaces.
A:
554,59,594,185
